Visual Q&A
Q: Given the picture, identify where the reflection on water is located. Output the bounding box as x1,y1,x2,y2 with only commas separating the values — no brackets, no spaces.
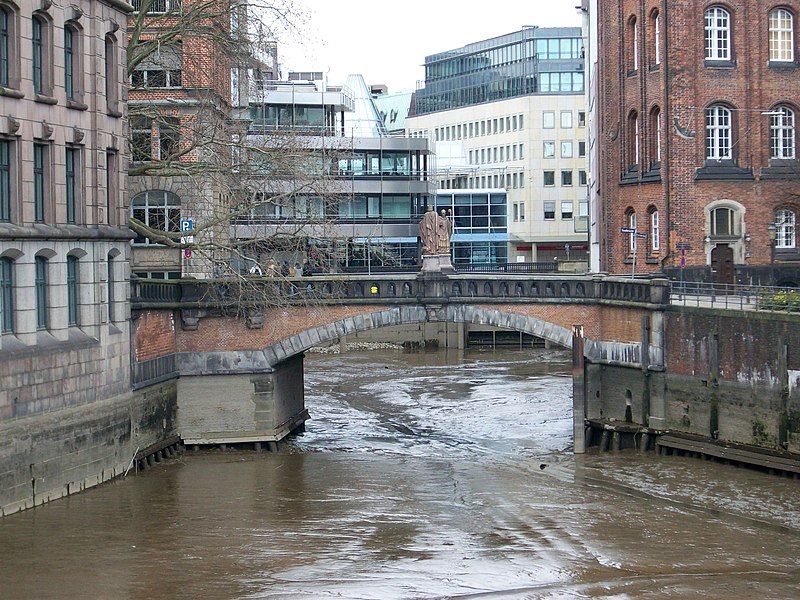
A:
1,348,799,599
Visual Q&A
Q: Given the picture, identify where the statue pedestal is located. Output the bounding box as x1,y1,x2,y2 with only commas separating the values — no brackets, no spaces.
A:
421,254,454,273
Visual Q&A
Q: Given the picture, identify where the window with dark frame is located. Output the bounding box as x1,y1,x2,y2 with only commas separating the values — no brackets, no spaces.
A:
107,255,115,323
35,256,48,330
66,255,78,327
0,6,9,87
32,15,44,94
65,146,78,223
64,25,74,100
0,257,12,333
33,142,46,222
0,139,10,222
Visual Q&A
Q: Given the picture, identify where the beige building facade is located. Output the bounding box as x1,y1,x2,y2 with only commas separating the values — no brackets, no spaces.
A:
0,0,132,416
407,93,588,263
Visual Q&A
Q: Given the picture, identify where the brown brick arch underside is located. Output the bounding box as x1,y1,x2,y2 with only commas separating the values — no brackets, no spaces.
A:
176,303,646,355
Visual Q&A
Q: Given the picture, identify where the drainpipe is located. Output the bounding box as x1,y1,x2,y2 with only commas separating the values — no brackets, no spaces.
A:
660,0,673,276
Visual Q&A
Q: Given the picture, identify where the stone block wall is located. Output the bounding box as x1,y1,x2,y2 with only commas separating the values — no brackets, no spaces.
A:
0,381,177,516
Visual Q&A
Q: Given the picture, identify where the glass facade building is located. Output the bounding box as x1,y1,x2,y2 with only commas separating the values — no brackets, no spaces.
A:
435,190,509,265
415,27,584,115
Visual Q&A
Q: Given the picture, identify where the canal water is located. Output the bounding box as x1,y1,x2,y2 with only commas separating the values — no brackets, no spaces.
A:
2,348,800,599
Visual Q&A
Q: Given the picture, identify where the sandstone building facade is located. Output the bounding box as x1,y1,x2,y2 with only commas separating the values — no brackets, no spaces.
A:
596,0,800,285
0,0,139,514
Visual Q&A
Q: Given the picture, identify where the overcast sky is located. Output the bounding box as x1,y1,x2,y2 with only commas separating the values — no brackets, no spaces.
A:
277,0,582,92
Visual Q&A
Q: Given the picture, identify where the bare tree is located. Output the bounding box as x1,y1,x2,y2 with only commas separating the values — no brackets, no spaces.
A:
125,0,349,310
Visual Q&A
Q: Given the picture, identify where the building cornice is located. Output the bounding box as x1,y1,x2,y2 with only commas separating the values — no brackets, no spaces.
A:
102,0,135,14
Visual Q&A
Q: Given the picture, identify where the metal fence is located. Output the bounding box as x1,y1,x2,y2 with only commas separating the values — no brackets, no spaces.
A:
132,355,179,390
670,281,800,313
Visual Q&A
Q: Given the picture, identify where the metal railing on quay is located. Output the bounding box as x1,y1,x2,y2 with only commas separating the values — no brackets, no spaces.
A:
670,281,800,313
455,262,559,274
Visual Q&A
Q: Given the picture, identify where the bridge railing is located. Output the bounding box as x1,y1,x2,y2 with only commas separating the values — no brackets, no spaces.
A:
129,274,670,309
671,281,800,313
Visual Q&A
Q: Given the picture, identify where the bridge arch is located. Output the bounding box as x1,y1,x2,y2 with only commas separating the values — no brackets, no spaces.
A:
261,304,574,368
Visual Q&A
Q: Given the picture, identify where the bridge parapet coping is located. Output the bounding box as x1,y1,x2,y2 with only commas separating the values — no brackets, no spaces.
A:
131,273,670,312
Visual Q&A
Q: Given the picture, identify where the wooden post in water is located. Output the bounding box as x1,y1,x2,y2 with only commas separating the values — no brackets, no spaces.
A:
572,324,587,454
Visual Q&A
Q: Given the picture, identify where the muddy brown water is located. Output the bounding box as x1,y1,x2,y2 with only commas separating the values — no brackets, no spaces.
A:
1,348,799,599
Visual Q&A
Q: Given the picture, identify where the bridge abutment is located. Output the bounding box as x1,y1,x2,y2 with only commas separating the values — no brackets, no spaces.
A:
177,354,308,447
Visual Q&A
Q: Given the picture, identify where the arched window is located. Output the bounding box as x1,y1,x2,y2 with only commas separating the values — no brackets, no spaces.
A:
35,255,48,330
649,207,660,252
0,256,13,333
770,106,796,160
769,8,794,62
629,16,639,71
131,191,181,245
711,206,736,237
626,209,637,253
628,110,640,168
66,255,79,327
706,105,732,160
650,106,662,166
652,10,661,65
776,208,796,249
705,6,731,61
0,6,9,87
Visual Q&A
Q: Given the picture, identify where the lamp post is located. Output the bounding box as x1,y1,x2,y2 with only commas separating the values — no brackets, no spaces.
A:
768,222,778,287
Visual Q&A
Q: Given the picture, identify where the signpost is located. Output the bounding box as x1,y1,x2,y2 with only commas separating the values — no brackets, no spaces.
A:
676,242,691,293
180,219,195,260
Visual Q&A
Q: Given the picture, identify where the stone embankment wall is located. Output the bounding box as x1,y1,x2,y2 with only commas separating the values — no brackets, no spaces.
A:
0,381,177,516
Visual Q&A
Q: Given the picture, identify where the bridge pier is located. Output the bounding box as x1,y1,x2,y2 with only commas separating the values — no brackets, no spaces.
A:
177,354,308,447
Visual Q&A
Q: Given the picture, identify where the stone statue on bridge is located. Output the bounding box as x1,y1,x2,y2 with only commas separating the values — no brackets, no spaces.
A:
419,205,454,272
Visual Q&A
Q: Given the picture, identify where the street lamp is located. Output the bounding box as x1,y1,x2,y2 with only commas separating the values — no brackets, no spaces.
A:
768,222,778,286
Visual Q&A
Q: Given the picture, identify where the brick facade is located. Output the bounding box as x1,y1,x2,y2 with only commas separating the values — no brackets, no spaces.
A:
598,0,800,283
173,303,647,355
127,0,232,277
132,310,176,361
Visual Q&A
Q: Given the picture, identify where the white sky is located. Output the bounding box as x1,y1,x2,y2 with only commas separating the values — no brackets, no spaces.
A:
276,0,583,92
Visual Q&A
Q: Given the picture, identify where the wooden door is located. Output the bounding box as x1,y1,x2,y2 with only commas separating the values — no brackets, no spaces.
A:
711,244,734,285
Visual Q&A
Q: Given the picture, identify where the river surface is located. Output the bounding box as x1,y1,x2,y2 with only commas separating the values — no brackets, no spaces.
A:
1,348,800,599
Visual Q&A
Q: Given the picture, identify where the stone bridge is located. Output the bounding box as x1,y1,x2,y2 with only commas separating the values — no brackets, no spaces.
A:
130,272,800,469
131,273,668,452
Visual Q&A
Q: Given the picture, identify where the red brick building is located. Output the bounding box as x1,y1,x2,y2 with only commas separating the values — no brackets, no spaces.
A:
597,0,800,285
126,0,234,278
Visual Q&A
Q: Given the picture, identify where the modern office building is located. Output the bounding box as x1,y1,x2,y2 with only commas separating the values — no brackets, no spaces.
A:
593,0,800,285
0,0,132,419
406,27,589,264
230,74,433,272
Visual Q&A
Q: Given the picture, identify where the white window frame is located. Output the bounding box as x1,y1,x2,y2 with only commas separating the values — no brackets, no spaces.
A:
654,11,661,65
543,141,555,158
628,212,637,253
706,105,732,160
650,210,660,251
771,106,796,160
705,6,731,61
776,209,796,249
561,111,573,128
543,111,555,129
769,8,794,62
